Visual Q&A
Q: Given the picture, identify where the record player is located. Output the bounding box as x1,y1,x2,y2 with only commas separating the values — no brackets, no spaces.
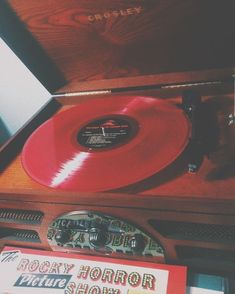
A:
1,0,235,280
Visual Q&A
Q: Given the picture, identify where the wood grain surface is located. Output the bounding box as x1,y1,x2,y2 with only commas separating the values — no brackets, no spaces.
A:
1,1,235,275
3,0,235,92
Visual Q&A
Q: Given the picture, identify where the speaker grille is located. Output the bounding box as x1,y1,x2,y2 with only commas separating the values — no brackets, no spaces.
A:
0,208,43,224
149,220,235,243
176,246,235,263
0,227,41,243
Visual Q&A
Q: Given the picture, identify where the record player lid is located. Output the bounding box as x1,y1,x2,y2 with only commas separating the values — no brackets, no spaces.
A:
1,0,235,93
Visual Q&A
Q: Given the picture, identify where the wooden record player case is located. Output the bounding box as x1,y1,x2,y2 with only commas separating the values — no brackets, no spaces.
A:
1,0,235,280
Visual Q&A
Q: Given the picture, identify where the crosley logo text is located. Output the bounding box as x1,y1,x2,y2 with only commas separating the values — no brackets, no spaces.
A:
88,7,143,22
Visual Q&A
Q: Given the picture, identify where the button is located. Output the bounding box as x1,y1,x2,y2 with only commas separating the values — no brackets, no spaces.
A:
129,234,146,253
89,226,109,248
54,230,71,244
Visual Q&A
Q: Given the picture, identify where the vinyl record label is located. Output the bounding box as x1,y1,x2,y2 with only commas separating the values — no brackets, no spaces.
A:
77,116,138,150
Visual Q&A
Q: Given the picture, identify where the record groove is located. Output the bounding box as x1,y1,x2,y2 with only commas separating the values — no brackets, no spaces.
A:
22,96,191,192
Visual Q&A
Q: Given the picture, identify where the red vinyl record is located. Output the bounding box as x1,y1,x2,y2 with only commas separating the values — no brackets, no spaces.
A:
21,96,191,192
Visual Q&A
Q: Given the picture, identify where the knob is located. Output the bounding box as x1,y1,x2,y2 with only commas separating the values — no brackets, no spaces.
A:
54,230,71,244
129,234,146,253
89,227,109,248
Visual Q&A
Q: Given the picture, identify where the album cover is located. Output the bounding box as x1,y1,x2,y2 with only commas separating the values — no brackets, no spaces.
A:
0,246,187,294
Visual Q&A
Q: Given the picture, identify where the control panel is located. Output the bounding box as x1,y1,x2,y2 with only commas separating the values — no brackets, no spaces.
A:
47,211,165,259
